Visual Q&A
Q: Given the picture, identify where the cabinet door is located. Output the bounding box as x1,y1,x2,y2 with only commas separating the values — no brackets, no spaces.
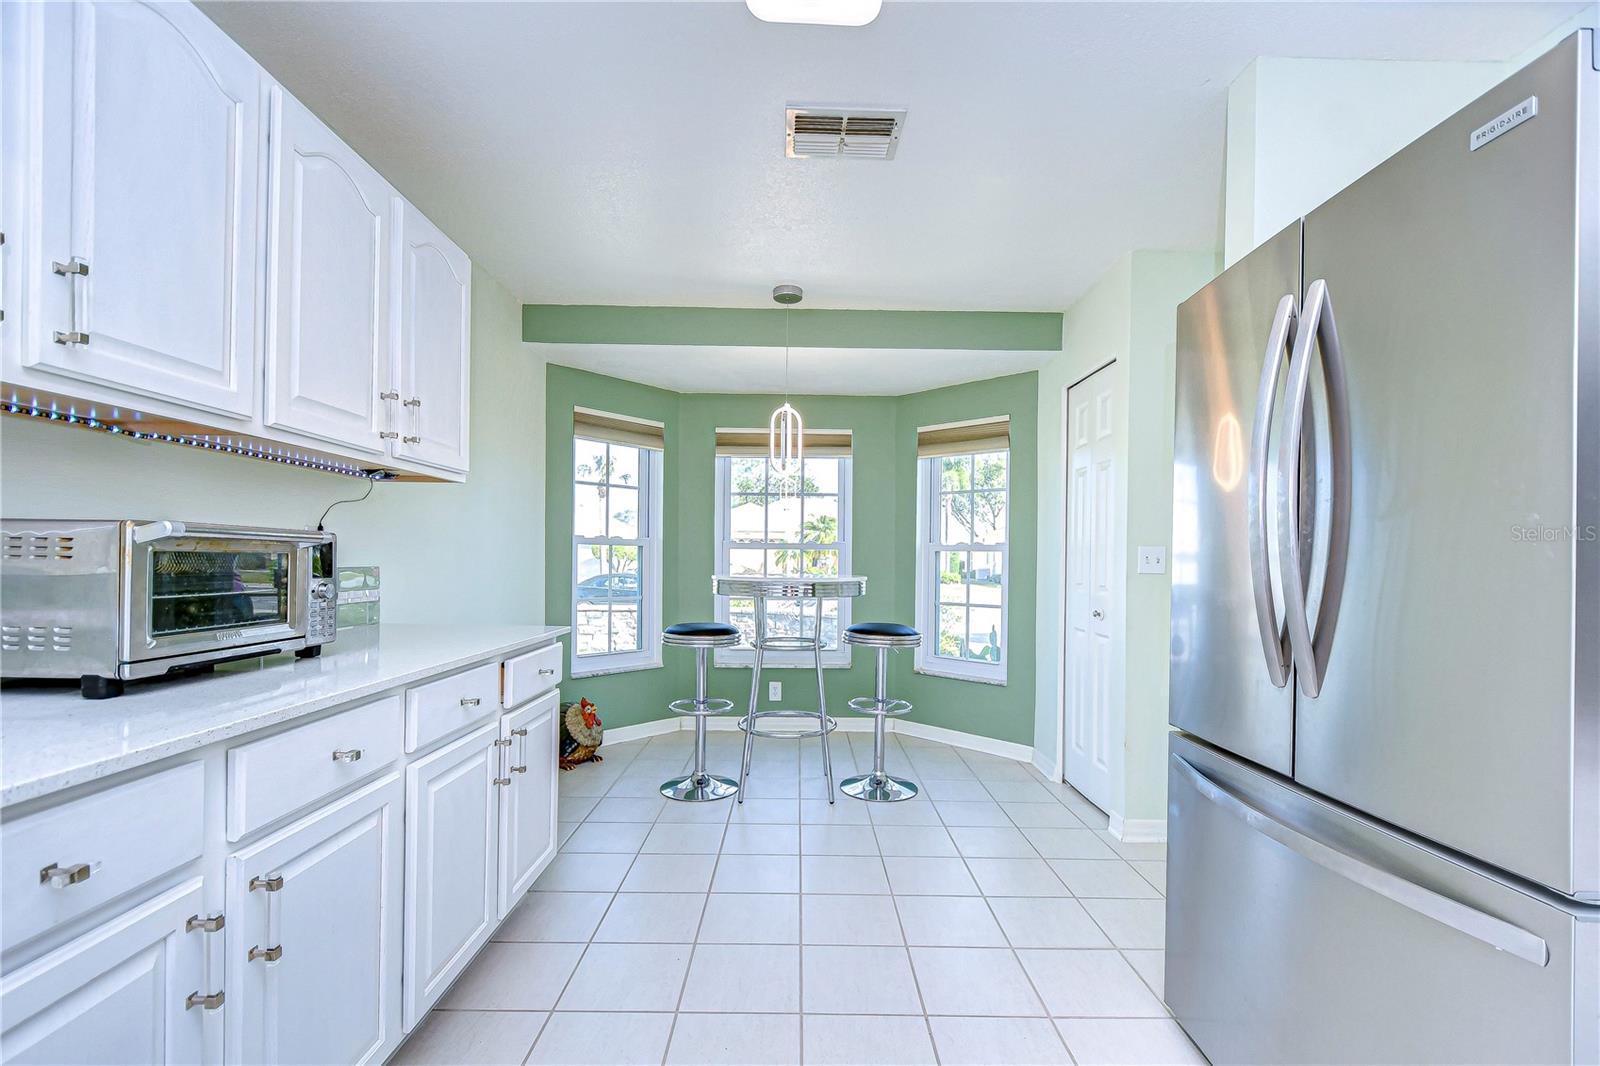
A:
0,879,209,1065
498,690,559,917
29,1,264,417
226,773,404,1066
403,721,499,1029
392,199,470,473
263,87,392,455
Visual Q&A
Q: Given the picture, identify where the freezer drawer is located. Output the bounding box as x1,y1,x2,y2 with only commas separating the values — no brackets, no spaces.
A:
1166,733,1599,1065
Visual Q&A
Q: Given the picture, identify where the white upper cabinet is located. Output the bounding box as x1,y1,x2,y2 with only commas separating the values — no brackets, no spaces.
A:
28,1,264,418
392,200,471,473
263,88,393,455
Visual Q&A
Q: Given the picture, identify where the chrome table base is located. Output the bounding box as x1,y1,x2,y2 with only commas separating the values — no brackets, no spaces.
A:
661,772,740,802
839,771,918,803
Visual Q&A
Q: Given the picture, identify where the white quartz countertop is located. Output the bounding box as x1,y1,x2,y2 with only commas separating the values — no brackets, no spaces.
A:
0,623,569,808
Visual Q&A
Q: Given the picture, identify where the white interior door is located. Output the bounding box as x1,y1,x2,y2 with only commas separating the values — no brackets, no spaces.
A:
1062,364,1123,814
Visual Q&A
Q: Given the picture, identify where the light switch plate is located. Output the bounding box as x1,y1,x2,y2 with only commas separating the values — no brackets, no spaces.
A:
1137,546,1167,574
769,681,782,702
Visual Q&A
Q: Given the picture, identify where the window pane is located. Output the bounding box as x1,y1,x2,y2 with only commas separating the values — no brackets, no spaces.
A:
608,444,639,486
941,493,975,543
730,496,766,542
610,604,640,654
729,599,757,646
820,601,840,650
971,491,1007,544
936,550,970,605
804,458,840,495
973,451,1008,490
968,551,1004,606
729,548,764,577
574,484,606,538
803,549,839,576
941,455,971,491
938,605,967,659
967,606,1003,662
574,438,608,483
731,458,767,494
769,466,802,499
576,606,608,656
767,495,802,544
765,599,803,639
574,547,609,607
801,495,838,544
607,486,640,539
768,548,803,577
608,544,639,577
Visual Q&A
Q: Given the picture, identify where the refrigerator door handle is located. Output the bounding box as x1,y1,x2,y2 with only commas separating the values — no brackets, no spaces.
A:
1278,278,1353,698
1173,754,1551,967
1249,294,1297,688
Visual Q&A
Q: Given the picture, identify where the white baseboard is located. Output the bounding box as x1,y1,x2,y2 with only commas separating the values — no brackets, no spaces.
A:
1030,749,1061,783
704,716,874,733
1108,814,1168,844
599,714,1033,764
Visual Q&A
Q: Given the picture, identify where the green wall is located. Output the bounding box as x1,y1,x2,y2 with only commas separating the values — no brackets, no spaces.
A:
0,267,548,626
544,364,1039,745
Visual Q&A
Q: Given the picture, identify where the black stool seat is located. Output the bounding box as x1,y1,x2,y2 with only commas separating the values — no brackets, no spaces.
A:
844,621,921,648
664,621,742,648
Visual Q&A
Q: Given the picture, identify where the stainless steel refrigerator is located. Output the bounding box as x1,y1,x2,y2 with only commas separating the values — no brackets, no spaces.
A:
1168,31,1598,1064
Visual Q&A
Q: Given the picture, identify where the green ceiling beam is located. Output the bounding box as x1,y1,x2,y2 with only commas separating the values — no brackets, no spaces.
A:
522,305,1063,351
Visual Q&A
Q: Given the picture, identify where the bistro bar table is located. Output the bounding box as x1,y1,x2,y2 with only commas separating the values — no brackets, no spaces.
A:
711,574,868,804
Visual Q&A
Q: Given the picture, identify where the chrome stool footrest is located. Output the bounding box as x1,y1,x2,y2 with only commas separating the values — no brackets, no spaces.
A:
739,709,837,739
845,695,913,716
669,697,736,716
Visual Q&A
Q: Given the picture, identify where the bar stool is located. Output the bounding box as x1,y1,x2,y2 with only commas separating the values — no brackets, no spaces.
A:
839,622,921,802
660,622,743,802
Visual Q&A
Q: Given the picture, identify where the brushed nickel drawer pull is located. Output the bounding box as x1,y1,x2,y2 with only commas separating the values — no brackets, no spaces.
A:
403,397,422,408
39,862,91,887
494,737,513,747
402,435,422,444
379,390,400,400
186,913,225,933
460,696,481,707
510,765,527,774
331,748,363,763
379,431,399,440
493,776,511,787
52,330,89,345
52,258,89,277
186,990,225,1011
538,668,557,677
511,727,528,737
247,944,282,963
249,874,284,892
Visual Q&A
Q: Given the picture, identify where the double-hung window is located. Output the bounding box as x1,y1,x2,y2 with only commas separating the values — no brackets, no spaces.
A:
713,429,852,667
571,408,664,676
915,417,1011,684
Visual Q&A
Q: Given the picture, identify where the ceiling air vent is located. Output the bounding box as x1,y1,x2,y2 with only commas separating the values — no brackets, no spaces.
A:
786,106,906,160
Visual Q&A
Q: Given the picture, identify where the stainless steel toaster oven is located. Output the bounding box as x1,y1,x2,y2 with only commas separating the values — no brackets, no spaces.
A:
1,520,336,698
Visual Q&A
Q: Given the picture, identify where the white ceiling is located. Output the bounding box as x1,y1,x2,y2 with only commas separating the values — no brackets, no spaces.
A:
203,0,1585,313
529,342,1049,395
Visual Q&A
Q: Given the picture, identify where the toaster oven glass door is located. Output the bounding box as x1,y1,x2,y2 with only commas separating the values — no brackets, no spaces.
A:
126,534,310,662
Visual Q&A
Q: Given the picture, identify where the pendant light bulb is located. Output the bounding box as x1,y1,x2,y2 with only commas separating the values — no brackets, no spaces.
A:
770,285,804,477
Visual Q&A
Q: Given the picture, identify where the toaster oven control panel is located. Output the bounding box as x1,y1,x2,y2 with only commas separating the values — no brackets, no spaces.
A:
308,579,337,644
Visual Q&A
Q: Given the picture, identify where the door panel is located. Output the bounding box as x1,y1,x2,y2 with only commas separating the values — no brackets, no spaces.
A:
31,1,262,416
1295,36,1593,895
499,691,559,916
404,721,498,1028
1171,222,1302,774
227,773,404,1066
0,880,207,1065
264,88,391,454
393,200,470,473
1167,733,1593,1065
1064,364,1121,811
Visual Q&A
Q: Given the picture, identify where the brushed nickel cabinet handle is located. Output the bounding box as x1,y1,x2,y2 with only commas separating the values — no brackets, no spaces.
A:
247,944,283,963
186,913,225,933
510,765,527,774
379,390,400,400
249,874,283,892
493,776,511,786
332,748,363,763
39,862,91,887
403,397,422,408
186,990,225,1011
51,257,90,345
379,431,399,440
402,435,422,444
461,696,481,707
538,668,556,677
511,727,529,737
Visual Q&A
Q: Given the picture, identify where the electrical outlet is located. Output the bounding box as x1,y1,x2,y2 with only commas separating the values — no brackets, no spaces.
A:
1137,546,1167,574
768,681,782,702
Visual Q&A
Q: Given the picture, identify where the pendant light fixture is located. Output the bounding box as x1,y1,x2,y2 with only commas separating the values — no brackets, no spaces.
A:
769,284,804,477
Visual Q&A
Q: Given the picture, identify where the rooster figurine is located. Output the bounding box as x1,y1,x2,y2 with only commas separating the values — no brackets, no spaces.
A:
559,697,604,769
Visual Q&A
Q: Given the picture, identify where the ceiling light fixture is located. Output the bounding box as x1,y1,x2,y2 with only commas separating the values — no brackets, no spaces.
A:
770,284,804,478
745,0,882,27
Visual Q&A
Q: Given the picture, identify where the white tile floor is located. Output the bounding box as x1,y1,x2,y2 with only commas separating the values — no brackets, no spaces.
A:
394,730,1206,1066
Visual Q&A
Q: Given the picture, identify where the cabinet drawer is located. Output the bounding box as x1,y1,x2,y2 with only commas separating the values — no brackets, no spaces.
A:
502,643,563,708
0,762,204,951
227,695,403,840
406,661,500,753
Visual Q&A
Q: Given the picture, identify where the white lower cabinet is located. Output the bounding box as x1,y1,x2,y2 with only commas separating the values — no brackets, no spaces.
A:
0,878,213,1064
498,690,560,917
225,772,404,1066
402,720,500,1028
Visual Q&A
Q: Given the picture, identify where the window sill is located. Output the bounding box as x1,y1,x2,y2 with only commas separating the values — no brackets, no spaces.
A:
913,662,1007,687
571,657,664,680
